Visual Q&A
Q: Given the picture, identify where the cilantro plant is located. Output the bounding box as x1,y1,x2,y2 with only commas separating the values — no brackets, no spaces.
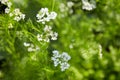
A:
0,0,120,80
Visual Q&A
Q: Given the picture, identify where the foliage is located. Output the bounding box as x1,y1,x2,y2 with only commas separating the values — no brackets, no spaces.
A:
0,0,120,80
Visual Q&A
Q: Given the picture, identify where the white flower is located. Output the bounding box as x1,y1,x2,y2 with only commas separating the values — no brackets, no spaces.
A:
37,34,43,41
82,0,96,11
44,17,50,22
20,14,25,20
51,50,71,71
39,7,49,17
52,50,60,58
23,42,30,47
50,32,58,40
5,8,10,14
47,12,57,20
59,3,66,12
14,8,21,15
0,0,12,8
67,1,74,8
11,8,25,21
53,59,61,67
61,52,71,61
60,62,70,71
14,16,21,22
36,8,57,24
7,2,12,8
51,50,61,67
44,25,52,32
52,50,59,54
0,0,8,4
36,8,49,23
28,47,35,52
27,44,40,52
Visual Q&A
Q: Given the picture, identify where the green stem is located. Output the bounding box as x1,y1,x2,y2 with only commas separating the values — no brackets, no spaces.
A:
52,0,55,11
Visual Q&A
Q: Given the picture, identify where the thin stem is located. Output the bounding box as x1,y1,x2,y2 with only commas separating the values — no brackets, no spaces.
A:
52,0,55,11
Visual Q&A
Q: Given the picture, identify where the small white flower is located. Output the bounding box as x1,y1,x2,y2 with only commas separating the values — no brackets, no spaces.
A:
60,62,70,71
14,8,21,15
14,16,21,22
50,32,58,40
1,0,8,4
52,50,59,54
20,14,25,20
37,34,43,41
67,1,74,8
39,7,49,16
28,47,35,52
7,2,12,8
52,50,60,58
59,3,66,12
5,8,10,14
11,8,25,21
36,8,57,24
53,59,61,67
24,42,40,52
82,0,96,11
47,12,57,20
23,42,30,47
36,8,48,20
51,50,71,71
44,17,50,22
44,25,52,32
61,52,71,61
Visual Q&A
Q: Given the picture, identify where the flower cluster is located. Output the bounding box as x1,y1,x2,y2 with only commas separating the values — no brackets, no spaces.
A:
59,1,74,17
0,0,25,21
0,0,12,7
51,50,71,71
82,0,96,11
37,25,58,42
0,0,12,13
36,8,57,24
9,8,25,21
23,42,40,52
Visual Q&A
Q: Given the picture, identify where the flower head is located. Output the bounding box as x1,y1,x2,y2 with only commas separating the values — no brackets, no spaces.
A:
67,1,74,8
5,8,10,13
60,62,70,71
61,52,71,61
82,0,96,11
36,8,57,24
51,50,71,71
50,32,58,40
